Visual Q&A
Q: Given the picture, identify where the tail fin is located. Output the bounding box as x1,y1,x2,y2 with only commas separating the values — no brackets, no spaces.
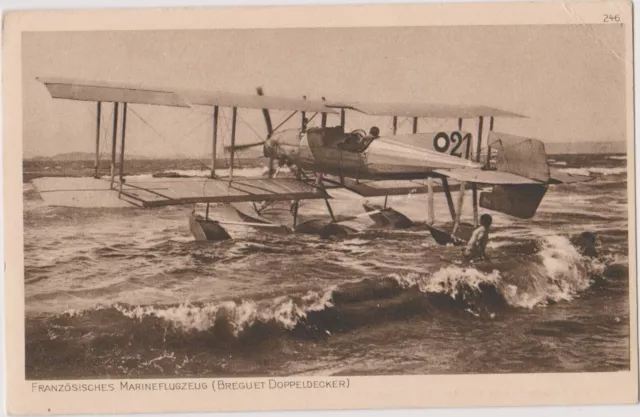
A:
479,132,549,219
489,132,550,182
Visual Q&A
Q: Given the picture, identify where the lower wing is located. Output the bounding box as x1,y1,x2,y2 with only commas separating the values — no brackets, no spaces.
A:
31,176,330,208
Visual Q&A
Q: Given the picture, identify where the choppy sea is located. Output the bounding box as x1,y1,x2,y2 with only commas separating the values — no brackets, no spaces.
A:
23,154,631,379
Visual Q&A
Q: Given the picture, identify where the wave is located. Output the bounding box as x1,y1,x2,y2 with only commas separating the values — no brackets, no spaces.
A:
607,156,626,161
114,287,335,335
386,235,601,310
501,234,600,308
558,167,626,176
47,235,611,346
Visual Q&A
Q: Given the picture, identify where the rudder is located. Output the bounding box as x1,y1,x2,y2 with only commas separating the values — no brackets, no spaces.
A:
480,132,550,219
479,184,548,219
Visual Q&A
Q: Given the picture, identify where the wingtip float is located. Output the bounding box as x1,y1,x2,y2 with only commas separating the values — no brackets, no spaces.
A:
33,77,594,244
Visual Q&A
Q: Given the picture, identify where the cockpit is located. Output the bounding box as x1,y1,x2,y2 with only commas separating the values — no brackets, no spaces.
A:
337,126,381,153
305,125,381,153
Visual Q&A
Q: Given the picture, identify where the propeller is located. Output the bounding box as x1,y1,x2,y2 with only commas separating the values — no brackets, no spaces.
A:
257,87,274,136
257,86,276,177
225,141,267,152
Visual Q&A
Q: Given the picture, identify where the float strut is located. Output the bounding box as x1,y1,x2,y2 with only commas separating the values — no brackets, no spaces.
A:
472,184,479,227
292,201,299,228
453,181,466,235
441,177,457,222
324,199,336,222
427,177,435,225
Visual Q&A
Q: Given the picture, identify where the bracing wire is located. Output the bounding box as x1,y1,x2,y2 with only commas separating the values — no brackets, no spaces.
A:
127,105,213,172
78,103,115,175
236,112,266,142
98,107,113,173
395,117,410,133
101,106,113,152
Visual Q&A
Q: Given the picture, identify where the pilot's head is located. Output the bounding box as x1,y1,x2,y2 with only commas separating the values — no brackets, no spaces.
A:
480,214,492,228
369,126,380,137
571,231,599,258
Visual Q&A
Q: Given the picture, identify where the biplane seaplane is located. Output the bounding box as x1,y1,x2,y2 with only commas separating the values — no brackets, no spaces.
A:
32,77,591,244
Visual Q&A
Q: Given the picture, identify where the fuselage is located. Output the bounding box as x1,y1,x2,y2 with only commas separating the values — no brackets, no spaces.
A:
263,126,480,180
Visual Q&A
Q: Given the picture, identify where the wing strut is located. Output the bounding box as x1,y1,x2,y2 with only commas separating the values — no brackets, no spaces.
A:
229,106,237,184
109,102,119,189
94,101,102,179
472,116,485,226
118,102,128,198
470,115,495,226
460,118,482,228
475,116,484,162
321,97,327,128
211,105,219,178
301,95,307,132
486,116,495,169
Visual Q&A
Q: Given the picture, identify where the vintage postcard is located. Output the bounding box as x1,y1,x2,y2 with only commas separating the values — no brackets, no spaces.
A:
2,1,638,415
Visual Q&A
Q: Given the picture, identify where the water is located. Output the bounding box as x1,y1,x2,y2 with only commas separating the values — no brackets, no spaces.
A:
23,154,631,379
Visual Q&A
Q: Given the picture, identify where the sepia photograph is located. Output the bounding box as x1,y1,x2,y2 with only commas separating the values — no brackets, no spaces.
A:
3,1,638,414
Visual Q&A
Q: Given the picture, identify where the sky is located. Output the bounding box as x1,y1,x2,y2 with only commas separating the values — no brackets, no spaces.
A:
22,24,626,158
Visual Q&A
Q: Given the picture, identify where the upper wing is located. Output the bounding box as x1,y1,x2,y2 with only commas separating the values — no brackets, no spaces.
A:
31,176,330,208
184,89,338,113
38,77,191,108
38,77,339,113
325,100,526,119
40,77,523,118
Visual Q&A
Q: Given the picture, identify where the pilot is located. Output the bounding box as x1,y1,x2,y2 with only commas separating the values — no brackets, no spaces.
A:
571,231,599,258
358,126,380,148
367,126,380,139
340,126,380,152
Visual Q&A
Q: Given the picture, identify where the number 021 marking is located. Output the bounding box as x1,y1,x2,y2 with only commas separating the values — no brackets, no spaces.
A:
603,14,621,22
432,132,472,159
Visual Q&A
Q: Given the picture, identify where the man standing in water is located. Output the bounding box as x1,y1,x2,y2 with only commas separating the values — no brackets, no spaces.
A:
463,214,492,261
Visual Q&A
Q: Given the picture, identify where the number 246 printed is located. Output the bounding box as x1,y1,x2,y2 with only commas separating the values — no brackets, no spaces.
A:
603,14,621,23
